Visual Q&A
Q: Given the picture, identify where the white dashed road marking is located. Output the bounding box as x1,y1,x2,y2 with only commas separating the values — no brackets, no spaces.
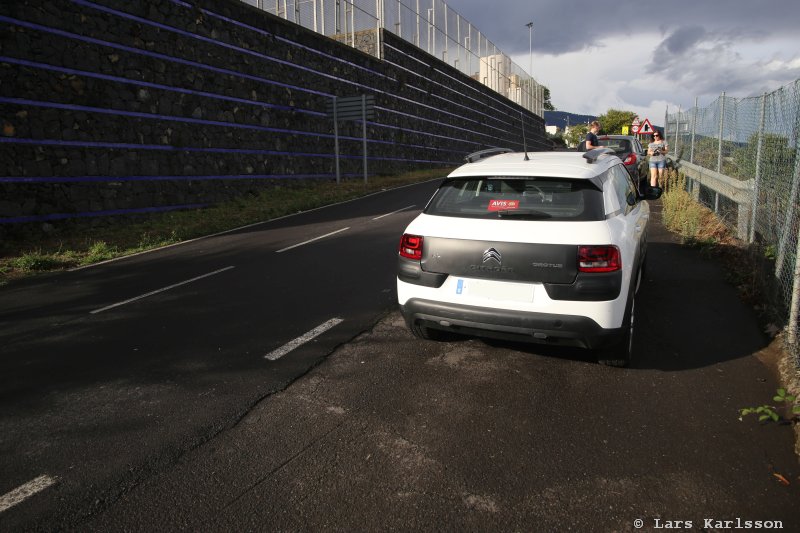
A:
0,475,58,513
265,318,344,360
90,266,236,314
276,227,350,253
372,205,416,220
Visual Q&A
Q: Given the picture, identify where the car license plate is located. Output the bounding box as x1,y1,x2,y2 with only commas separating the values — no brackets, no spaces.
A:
455,279,534,303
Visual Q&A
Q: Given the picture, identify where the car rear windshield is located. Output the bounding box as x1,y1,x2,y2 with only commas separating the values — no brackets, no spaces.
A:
425,177,605,221
598,138,631,154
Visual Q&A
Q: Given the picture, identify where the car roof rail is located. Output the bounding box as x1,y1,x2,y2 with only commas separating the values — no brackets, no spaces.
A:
464,147,513,163
582,147,616,163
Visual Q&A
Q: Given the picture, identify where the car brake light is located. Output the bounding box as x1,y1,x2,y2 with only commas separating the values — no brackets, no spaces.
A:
578,245,621,272
399,234,424,260
623,153,637,165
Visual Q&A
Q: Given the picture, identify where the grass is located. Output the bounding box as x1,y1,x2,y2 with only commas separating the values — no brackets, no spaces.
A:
0,169,449,285
660,169,765,305
661,170,731,247
660,168,800,337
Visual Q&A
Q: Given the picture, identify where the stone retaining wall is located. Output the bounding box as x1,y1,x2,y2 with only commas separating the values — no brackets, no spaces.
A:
0,0,546,233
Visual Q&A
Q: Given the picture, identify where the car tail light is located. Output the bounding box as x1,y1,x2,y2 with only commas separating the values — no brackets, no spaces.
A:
399,234,424,260
578,245,621,272
623,153,637,165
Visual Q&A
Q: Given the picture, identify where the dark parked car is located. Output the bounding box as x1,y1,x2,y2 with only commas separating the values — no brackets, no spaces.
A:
580,135,648,191
598,136,646,176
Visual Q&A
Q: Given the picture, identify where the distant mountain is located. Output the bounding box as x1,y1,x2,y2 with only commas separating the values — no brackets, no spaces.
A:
544,111,598,130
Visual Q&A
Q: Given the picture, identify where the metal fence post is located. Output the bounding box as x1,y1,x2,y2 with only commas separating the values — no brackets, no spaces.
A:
350,0,355,47
776,93,800,342
787,198,800,348
442,2,448,63
690,97,697,164
717,91,725,173
415,0,420,47
776,87,800,279
333,96,340,185
789,81,800,349
375,0,383,59
430,0,435,57
674,105,680,156
788,224,800,346
749,92,767,243
362,94,368,184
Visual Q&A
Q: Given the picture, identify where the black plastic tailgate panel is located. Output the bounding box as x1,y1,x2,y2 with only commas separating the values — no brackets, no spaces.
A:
421,237,577,284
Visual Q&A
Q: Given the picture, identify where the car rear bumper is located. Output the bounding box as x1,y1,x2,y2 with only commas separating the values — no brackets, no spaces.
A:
400,298,624,349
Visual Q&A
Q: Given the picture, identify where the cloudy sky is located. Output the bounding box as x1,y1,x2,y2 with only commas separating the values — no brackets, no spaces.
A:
448,0,800,125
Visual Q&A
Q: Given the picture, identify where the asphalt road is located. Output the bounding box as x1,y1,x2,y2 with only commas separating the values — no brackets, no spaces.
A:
0,179,440,530
2,188,799,531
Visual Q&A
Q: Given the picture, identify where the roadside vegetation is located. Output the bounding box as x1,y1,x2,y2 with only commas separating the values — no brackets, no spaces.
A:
661,170,761,304
0,169,448,286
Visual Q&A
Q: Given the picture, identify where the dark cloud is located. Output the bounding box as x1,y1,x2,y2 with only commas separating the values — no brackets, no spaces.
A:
447,0,800,56
640,23,800,99
645,25,720,76
658,25,707,56
442,0,800,115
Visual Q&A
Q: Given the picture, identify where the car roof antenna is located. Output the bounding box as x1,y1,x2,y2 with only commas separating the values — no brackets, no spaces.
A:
521,111,530,161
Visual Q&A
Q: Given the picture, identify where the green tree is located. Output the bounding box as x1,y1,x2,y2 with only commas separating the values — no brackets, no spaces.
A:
732,133,796,181
543,86,555,111
689,136,722,170
598,109,638,135
565,123,588,148
547,130,567,149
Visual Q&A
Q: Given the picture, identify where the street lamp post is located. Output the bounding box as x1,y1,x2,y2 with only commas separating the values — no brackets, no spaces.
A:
526,22,533,112
526,21,533,77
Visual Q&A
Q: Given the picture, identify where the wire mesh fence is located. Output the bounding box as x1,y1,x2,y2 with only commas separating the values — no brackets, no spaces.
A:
239,0,544,116
665,79,800,362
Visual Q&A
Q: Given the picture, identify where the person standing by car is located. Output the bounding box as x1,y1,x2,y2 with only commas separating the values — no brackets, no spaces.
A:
585,121,601,150
647,131,668,187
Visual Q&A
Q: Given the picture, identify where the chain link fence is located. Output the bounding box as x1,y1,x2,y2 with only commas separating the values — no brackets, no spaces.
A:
665,79,800,362
239,0,544,116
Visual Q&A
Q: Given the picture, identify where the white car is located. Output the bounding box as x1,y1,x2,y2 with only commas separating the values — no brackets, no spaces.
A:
397,148,662,366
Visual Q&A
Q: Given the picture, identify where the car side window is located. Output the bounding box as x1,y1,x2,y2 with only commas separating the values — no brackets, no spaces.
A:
611,165,637,212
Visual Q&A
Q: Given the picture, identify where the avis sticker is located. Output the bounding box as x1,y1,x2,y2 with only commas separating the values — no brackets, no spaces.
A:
488,199,520,211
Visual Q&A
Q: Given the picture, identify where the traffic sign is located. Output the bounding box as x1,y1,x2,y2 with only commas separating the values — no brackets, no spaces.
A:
326,95,375,120
632,117,640,126
639,118,654,135
631,124,640,134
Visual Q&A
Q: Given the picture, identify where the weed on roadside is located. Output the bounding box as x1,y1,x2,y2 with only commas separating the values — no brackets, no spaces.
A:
740,388,800,424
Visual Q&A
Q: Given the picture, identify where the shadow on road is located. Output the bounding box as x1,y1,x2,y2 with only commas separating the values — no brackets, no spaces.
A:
451,239,768,372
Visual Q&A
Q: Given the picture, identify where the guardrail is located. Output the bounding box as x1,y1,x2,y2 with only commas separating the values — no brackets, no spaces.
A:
677,161,752,240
